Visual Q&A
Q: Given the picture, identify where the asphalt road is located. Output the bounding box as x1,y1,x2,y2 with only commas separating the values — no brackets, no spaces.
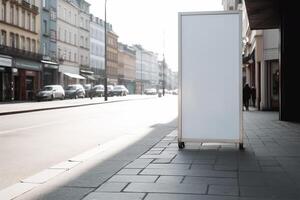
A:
0,95,177,190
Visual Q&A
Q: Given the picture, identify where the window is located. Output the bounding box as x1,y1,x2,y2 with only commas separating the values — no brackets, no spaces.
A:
32,39,36,52
64,30,67,42
74,14,77,25
16,8,19,25
42,42,47,54
80,36,84,47
32,16,36,32
50,30,56,41
42,0,46,8
21,36,25,50
74,53,77,62
1,2,6,21
27,13,31,30
69,51,71,61
50,8,56,20
69,31,71,43
58,27,61,40
85,38,88,48
15,34,19,49
0,31,7,45
74,34,77,45
22,10,25,28
10,5,14,24
80,55,83,64
58,48,61,57
10,33,15,48
26,38,30,51
64,8,66,20
43,20,47,34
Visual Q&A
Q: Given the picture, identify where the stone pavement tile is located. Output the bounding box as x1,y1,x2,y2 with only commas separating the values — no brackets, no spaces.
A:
124,182,207,194
259,160,280,167
261,166,284,172
238,172,266,186
208,185,239,196
193,159,216,165
183,176,238,186
190,164,214,170
153,158,173,164
64,172,112,188
145,193,240,200
240,186,300,198
140,168,237,178
18,187,94,200
146,163,190,170
145,150,163,155
125,159,153,169
155,176,184,184
83,192,146,200
214,165,238,171
238,163,261,172
107,175,158,183
140,153,176,159
96,182,128,192
117,169,142,175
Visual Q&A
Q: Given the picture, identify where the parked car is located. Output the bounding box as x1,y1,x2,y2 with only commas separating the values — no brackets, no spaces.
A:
36,85,65,101
112,85,129,96
92,84,104,97
144,88,157,95
83,84,93,97
64,84,85,99
107,85,114,96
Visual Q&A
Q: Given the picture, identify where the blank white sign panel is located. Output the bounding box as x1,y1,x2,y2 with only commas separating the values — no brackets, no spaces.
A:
180,12,241,141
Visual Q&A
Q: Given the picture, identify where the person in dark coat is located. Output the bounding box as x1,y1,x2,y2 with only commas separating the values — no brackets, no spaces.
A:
243,84,251,111
251,85,256,107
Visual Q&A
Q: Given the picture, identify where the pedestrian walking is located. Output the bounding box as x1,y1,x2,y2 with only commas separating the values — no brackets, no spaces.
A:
243,83,251,111
251,85,256,107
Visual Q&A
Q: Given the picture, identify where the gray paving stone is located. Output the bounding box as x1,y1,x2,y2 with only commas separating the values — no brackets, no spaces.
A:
190,164,214,170
183,176,238,186
146,164,190,170
108,175,158,183
83,192,145,200
140,168,237,178
124,182,207,194
96,182,128,192
156,176,184,183
153,158,173,164
125,159,153,169
145,193,240,200
214,165,237,171
117,169,142,175
208,185,239,196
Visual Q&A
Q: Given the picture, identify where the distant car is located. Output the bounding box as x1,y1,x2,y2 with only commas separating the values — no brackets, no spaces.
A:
172,89,178,95
36,85,65,101
83,84,93,97
144,88,157,95
112,85,128,96
92,84,104,97
107,85,114,96
64,84,85,99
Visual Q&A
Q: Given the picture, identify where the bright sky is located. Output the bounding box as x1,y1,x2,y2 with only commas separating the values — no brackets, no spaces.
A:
86,0,223,71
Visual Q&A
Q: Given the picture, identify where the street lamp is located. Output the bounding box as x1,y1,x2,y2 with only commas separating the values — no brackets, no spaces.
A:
104,0,108,101
140,50,143,95
162,54,165,96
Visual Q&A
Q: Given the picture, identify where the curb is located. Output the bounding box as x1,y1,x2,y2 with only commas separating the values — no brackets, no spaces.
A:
0,97,156,116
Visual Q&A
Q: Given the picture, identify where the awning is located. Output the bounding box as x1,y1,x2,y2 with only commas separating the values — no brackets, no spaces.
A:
64,72,86,79
245,0,280,30
80,69,94,75
84,75,96,80
41,60,59,65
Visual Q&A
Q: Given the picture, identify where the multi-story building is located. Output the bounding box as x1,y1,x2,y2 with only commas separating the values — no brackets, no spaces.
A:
118,43,136,94
57,0,90,87
106,24,118,85
0,0,42,101
89,14,105,84
222,0,280,111
40,0,59,86
133,44,159,94
78,0,91,82
158,60,178,91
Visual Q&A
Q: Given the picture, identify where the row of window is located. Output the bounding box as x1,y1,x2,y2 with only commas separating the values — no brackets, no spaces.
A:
57,26,89,48
90,27,104,41
57,47,89,65
0,30,37,53
0,2,37,32
58,4,89,30
90,43,104,57
90,58,104,70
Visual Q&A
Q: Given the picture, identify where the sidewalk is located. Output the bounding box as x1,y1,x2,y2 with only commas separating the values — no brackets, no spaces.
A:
5,110,300,200
0,95,155,115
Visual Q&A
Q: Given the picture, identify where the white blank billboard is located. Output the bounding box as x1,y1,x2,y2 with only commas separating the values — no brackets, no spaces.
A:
179,11,243,145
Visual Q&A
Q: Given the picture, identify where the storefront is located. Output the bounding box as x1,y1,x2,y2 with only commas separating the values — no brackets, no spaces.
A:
0,55,13,101
80,69,96,85
14,58,41,101
41,59,59,87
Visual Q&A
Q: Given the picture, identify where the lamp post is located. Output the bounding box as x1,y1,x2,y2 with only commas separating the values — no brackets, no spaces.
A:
140,50,143,95
104,0,108,101
162,54,165,96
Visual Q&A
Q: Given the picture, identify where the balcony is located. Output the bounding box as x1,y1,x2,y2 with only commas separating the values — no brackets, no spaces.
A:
21,0,30,9
0,44,42,61
31,4,39,14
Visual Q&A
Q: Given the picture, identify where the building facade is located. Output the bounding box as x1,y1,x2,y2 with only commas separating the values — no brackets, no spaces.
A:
57,0,90,87
0,0,42,101
90,14,105,84
133,44,159,94
40,0,59,87
106,25,118,85
118,43,136,94
223,0,280,111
